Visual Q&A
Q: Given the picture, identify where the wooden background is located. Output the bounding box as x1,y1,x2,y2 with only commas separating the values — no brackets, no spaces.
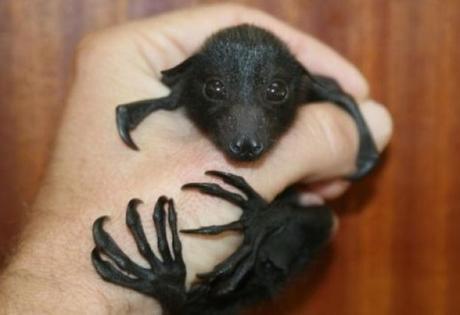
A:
0,0,458,314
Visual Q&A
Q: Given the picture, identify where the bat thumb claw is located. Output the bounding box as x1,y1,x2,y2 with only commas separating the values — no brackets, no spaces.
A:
116,106,140,151
347,152,379,180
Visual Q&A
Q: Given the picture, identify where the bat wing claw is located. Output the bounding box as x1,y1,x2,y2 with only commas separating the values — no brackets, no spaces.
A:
116,105,140,150
115,97,177,151
348,150,380,180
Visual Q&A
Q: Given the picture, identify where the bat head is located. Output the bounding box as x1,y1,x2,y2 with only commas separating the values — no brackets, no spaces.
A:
162,24,311,161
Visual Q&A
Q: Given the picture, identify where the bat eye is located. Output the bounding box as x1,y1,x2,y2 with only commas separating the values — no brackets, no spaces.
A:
265,80,288,103
203,79,227,101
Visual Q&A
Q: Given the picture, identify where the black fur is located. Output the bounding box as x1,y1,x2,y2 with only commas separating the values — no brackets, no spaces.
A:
116,24,379,179
92,171,334,315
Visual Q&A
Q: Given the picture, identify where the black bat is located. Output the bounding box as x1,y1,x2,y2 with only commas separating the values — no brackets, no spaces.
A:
92,170,334,315
116,24,378,179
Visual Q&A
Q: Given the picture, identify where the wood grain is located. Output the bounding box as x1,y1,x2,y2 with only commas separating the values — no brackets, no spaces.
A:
0,0,458,314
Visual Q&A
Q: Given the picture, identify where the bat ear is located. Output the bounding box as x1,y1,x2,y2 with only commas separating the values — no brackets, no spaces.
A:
300,66,317,84
160,55,197,87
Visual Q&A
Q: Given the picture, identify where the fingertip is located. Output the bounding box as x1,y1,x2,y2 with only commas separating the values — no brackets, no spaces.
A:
360,100,393,152
261,98,392,188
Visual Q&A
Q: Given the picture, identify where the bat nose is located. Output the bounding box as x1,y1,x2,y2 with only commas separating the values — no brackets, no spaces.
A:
229,138,264,161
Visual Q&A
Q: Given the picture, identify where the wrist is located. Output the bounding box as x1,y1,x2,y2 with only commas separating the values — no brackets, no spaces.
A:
0,267,109,314
0,203,162,315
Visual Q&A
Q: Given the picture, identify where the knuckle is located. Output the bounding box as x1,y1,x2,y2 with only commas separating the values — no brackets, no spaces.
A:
74,27,130,69
322,107,358,156
76,32,109,60
308,104,359,161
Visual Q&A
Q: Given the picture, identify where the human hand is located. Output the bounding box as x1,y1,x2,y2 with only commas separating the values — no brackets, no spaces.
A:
0,4,392,314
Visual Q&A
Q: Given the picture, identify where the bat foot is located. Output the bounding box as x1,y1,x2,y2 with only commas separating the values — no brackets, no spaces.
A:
91,197,186,313
181,170,278,295
182,170,266,213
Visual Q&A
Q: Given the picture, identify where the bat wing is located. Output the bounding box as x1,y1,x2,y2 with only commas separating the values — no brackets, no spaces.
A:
116,56,197,150
306,73,380,179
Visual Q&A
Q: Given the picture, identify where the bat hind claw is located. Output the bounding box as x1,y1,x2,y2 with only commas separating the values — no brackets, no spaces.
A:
91,196,187,313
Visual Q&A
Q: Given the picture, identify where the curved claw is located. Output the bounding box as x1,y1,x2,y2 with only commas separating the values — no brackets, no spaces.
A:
348,150,379,180
182,182,246,207
125,199,162,269
115,97,176,151
91,249,157,296
91,197,189,312
116,105,139,151
181,221,243,235
204,171,267,208
92,216,150,279
92,248,136,283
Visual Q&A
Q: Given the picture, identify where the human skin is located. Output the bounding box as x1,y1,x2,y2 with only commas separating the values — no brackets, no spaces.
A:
0,4,392,315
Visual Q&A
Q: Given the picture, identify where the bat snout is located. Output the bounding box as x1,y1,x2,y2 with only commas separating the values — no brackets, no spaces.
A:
228,137,265,161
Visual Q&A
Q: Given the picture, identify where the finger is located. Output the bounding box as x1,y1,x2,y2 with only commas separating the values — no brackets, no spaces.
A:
293,99,392,193
251,99,392,198
130,3,368,99
307,179,351,200
360,100,393,152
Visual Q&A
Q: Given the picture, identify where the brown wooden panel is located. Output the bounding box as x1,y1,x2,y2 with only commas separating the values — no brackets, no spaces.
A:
0,0,458,314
